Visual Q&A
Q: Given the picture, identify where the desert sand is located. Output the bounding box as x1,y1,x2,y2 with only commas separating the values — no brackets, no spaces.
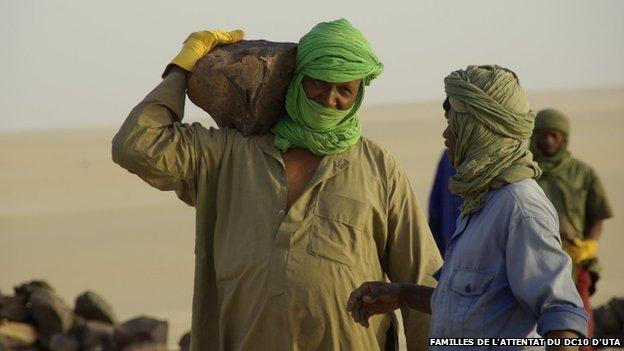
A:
2,88,623,349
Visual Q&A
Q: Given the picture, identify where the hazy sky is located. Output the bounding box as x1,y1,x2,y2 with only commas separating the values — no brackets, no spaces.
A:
2,0,623,132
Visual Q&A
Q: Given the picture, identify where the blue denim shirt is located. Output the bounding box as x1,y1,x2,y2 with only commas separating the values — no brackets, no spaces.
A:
429,179,587,348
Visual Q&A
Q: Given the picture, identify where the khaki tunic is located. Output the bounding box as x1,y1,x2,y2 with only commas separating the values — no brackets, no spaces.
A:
536,157,613,277
536,158,612,237
112,70,442,351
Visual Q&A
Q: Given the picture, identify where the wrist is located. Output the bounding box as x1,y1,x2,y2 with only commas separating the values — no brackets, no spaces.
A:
162,64,190,79
397,283,413,308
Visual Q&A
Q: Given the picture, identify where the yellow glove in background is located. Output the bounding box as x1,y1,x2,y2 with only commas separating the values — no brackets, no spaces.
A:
563,238,598,265
164,29,245,77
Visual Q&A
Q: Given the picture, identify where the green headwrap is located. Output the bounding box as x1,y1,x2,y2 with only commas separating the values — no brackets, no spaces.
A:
271,18,383,155
445,65,541,216
531,109,579,231
535,108,571,136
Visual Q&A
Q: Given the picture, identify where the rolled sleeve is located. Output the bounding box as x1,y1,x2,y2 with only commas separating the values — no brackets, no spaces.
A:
506,216,588,337
538,305,589,337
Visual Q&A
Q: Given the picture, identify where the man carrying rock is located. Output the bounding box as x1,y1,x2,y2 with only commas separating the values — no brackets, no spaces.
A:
112,19,441,350
531,108,614,339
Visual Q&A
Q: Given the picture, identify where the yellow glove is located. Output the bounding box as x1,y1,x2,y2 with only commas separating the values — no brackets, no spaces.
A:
165,29,245,76
563,238,598,264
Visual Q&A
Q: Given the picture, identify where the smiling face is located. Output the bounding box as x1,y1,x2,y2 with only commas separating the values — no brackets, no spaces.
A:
301,75,362,110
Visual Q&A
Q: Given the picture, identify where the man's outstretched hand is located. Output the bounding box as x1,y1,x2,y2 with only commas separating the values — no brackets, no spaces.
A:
346,281,403,327
163,29,245,77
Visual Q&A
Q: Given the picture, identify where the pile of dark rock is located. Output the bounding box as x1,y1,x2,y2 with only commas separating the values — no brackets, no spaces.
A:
0,280,189,351
595,296,624,344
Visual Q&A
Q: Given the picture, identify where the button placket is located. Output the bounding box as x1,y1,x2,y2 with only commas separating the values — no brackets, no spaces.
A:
267,156,351,296
268,218,296,296
267,159,290,296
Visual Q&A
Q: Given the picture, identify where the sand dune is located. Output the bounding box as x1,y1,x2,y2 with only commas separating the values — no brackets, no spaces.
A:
2,88,623,348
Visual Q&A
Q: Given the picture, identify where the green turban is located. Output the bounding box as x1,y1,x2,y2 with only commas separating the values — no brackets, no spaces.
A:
531,109,571,172
271,18,383,155
535,108,570,136
444,65,541,216
531,108,578,228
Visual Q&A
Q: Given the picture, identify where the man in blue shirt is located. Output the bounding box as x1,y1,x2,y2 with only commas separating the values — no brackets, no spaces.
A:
348,65,587,349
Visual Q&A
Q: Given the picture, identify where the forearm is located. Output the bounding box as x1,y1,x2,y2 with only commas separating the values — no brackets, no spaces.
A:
399,284,434,314
586,220,603,241
545,330,581,351
111,64,200,194
112,67,188,164
123,66,188,129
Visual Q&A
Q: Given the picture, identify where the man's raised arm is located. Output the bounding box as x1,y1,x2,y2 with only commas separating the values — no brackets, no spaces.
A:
111,30,244,205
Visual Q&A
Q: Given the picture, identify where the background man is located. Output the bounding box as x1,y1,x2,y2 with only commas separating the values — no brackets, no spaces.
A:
531,108,614,338
428,151,462,257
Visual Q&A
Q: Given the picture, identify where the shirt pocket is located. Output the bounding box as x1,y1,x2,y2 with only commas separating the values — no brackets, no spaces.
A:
448,269,494,337
307,190,372,268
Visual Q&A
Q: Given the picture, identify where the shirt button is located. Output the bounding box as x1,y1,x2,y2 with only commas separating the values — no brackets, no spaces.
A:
278,209,285,216
465,284,472,293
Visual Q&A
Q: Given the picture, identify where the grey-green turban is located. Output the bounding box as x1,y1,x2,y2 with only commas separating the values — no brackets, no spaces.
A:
530,108,579,230
445,65,541,216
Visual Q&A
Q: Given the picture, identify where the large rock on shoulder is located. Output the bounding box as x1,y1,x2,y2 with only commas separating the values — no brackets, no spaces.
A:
188,40,297,135
74,291,118,325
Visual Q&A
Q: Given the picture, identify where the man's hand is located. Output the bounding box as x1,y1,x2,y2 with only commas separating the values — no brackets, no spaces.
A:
164,29,245,77
346,282,403,328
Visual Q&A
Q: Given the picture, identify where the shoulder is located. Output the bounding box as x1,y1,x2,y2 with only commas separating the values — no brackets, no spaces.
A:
350,137,413,196
192,124,243,140
569,156,593,172
190,125,272,159
199,125,267,147
488,179,558,226
357,136,402,174
572,158,598,186
568,157,596,186
359,136,396,159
